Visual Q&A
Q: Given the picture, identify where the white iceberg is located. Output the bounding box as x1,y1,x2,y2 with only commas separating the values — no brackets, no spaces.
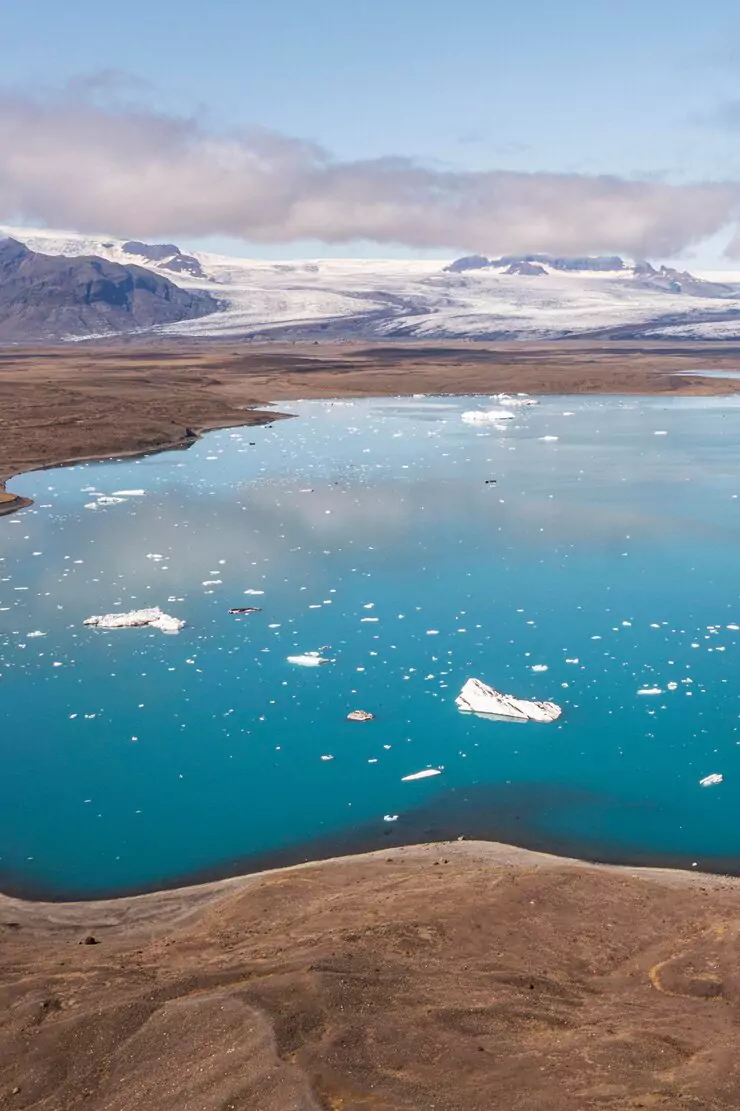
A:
402,768,442,781
699,773,723,787
84,607,185,634
287,652,333,667
461,409,515,424
455,678,561,723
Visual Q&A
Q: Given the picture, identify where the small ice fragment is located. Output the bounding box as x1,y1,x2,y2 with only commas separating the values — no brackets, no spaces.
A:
202,580,222,586
383,814,399,822
462,409,515,424
320,755,334,761
244,589,265,595
531,664,548,672
565,658,579,664
112,490,146,496
426,629,440,636
287,653,333,667
699,773,723,787
402,768,442,782
538,436,559,442
637,687,663,696
654,431,668,436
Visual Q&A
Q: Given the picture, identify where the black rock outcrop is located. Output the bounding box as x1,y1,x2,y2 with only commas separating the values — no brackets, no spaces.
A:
122,240,205,279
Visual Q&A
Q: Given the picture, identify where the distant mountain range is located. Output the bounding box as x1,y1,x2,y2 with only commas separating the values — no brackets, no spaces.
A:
3,227,740,343
0,237,220,342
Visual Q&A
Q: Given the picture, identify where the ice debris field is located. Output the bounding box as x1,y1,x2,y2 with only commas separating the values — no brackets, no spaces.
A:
2,393,740,896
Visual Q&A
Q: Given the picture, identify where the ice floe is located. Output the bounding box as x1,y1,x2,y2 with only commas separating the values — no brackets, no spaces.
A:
347,710,374,722
287,652,334,666
699,773,723,787
83,607,185,634
455,678,562,722
461,409,515,424
402,768,442,781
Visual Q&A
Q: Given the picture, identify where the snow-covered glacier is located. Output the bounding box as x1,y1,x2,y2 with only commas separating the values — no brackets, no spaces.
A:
4,224,740,341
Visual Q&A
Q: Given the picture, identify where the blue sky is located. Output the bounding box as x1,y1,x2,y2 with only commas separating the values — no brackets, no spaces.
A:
3,0,740,262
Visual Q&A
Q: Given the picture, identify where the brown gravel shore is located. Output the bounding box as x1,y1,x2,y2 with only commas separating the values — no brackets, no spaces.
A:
3,842,740,1110
2,338,740,509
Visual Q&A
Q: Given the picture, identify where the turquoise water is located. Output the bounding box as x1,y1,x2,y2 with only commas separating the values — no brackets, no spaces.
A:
3,394,740,898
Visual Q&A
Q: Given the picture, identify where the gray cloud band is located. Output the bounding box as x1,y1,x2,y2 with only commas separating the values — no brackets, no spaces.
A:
1,92,738,256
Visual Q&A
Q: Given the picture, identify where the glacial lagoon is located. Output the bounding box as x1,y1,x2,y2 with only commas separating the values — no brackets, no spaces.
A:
3,394,740,898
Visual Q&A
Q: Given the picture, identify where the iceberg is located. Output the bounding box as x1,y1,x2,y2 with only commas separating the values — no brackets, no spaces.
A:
84,607,185,634
462,409,515,424
455,678,561,723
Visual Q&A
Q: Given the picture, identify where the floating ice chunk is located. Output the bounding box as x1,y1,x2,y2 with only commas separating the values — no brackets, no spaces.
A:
462,409,515,424
287,653,333,667
84,607,185,634
347,709,374,722
202,580,223,586
26,630,46,638
493,395,538,407
538,436,559,442
95,496,126,506
565,658,579,664
654,431,668,436
456,678,561,722
112,490,146,496
637,687,663,696
402,768,442,781
244,589,265,595
383,814,399,822
699,773,723,787
531,664,548,672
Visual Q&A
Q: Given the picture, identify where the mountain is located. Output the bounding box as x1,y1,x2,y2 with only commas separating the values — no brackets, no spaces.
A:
121,240,206,279
3,226,740,342
0,238,220,341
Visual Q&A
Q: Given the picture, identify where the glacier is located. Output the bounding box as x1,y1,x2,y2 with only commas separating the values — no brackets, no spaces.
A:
4,224,740,341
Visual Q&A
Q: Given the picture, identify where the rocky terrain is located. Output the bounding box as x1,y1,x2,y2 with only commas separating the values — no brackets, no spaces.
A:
0,238,220,341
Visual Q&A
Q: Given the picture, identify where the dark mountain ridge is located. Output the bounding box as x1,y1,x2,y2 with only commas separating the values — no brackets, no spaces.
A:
0,238,220,341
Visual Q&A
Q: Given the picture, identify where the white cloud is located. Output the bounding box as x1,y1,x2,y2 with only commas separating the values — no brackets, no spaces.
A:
0,85,738,256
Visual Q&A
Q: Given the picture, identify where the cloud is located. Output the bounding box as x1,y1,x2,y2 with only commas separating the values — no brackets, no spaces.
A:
0,83,738,256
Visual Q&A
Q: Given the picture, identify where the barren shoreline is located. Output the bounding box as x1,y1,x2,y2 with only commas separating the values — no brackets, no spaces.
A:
5,842,740,1109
